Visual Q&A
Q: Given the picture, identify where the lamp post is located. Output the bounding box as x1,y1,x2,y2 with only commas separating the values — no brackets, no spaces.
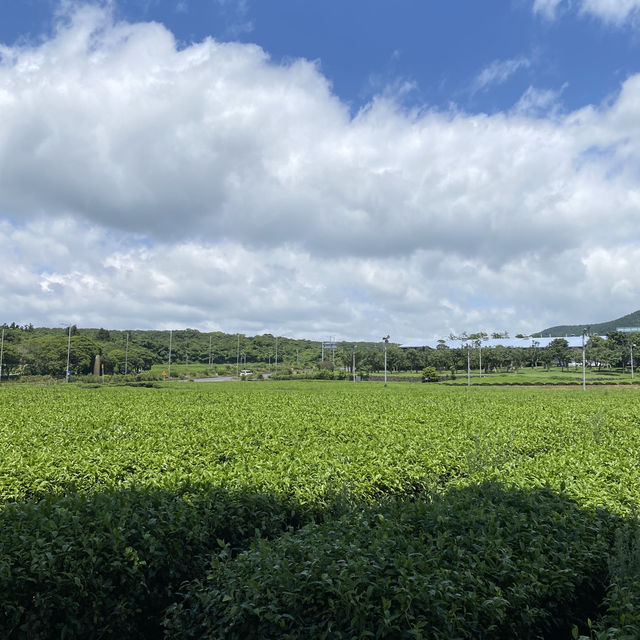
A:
275,336,278,377
236,333,240,377
124,332,129,375
382,335,390,386
632,343,635,380
467,343,471,387
66,325,71,382
0,328,4,382
582,327,588,391
168,329,172,379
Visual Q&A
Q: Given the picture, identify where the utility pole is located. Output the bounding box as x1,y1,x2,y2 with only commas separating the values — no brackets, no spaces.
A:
275,336,278,377
582,327,588,391
209,334,212,367
66,325,71,382
168,329,172,379
467,343,471,387
236,333,240,377
124,332,129,375
382,335,390,386
0,328,4,382
631,343,635,380
352,344,357,382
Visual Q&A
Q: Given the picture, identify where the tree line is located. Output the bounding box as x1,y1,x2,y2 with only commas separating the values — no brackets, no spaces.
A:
0,324,637,380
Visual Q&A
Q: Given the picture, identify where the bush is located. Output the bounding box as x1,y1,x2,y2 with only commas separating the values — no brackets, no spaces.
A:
421,366,439,382
165,483,612,640
0,487,313,639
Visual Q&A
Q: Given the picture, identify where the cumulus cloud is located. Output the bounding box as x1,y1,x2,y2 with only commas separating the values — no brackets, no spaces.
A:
534,0,640,24
1,4,640,339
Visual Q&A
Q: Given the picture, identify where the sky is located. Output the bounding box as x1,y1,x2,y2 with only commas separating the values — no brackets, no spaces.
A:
1,0,640,342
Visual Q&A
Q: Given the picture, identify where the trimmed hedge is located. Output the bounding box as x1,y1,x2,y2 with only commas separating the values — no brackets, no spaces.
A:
0,487,314,639
164,483,614,639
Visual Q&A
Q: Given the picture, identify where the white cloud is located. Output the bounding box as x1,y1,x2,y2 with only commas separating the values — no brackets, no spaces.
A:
580,0,640,24
473,57,531,92
512,83,568,117
1,5,640,339
532,0,564,20
533,0,640,24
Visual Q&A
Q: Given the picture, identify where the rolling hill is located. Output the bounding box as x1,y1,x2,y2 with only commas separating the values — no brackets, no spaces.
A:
538,309,640,337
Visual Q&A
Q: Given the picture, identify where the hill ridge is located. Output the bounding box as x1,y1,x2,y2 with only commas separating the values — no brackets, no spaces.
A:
538,309,640,337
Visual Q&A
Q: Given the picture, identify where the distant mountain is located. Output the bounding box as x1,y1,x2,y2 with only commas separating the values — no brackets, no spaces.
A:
538,310,640,337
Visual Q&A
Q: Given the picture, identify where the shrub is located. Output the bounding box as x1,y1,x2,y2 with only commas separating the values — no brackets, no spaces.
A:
165,483,612,640
421,366,439,382
0,487,313,639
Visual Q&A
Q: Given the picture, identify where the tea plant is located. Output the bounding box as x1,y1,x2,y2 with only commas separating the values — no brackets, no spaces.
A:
0,382,639,637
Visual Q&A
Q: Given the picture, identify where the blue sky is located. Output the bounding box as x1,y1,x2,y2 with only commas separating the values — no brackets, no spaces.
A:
3,1,636,114
1,0,640,340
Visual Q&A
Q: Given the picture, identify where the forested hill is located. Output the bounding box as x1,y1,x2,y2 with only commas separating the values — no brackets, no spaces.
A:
0,324,383,377
538,309,640,337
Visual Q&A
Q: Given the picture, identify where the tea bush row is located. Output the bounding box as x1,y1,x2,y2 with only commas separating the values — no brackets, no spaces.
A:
1,383,640,637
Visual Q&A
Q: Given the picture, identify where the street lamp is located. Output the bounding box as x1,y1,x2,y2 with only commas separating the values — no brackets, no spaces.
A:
382,335,390,386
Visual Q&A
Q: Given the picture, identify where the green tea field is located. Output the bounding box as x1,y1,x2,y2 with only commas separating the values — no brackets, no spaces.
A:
1,381,639,638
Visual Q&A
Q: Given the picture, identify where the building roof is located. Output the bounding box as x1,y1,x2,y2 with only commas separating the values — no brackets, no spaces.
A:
400,336,603,349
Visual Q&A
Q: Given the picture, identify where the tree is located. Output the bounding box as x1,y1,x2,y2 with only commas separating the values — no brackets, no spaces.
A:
26,335,99,377
431,344,451,372
422,366,439,382
0,343,22,378
539,346,554,371
405,348,423,372
546,338,573,372
606,331,629,371
386,345,406,372
529,340,540,368
96,328,111,341
586,335,615,370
